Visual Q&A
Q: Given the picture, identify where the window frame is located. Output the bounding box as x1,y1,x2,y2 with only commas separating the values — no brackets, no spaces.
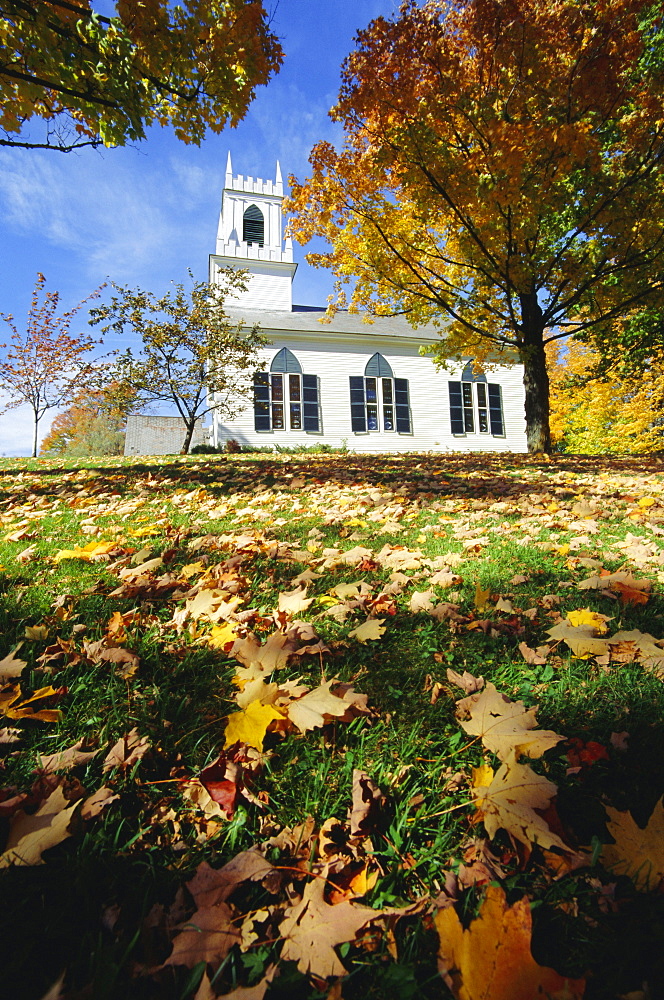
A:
350,372,411,434
449,378,505,437
253,367,320,434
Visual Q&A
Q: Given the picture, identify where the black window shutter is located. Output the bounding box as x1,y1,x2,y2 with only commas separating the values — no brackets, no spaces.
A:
449,382,464,434
488,384,504,435
254,372,271,431
302,374,320,432
349,376,367,432
394,378,411,433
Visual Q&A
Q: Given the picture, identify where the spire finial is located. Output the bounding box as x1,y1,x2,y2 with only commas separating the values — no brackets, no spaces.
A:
225,151,233,186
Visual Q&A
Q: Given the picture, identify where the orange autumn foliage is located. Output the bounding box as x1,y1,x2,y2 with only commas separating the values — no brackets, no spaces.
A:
287,0,664,453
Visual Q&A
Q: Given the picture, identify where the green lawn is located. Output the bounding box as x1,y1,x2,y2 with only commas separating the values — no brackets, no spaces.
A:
1,452,664,999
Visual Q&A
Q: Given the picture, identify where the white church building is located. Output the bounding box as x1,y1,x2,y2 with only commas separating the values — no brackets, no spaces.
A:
207,158,528,454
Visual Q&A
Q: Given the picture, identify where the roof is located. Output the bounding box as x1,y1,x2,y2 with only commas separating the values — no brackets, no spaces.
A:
226,305,447,343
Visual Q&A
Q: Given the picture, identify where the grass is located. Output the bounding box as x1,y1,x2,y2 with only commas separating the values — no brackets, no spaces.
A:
1,451,664,998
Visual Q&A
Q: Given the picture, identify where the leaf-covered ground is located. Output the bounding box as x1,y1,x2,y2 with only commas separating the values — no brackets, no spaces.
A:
1,451,664,1000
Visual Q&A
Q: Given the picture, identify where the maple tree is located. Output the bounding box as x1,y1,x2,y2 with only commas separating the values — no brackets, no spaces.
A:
547,340,664,454
0,0,283,152
286,0,664,453
0,272,104,456
89,269,267,454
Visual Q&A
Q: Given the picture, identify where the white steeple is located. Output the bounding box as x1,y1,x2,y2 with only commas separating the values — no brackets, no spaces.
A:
210,157,297,312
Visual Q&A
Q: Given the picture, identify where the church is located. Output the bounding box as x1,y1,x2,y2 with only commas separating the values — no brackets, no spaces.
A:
207,157,528,454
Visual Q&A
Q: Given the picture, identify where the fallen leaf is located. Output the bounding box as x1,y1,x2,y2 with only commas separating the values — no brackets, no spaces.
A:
472,756,574,852
0,645,27,681
474,583,491,610
277,586,314,615
102,728,150,772
600,797,664,890
546,620,611,658
348,618,386,642
279,876,376,979
350,769,388,836
165,901,240,969
0,785,79,867
455,683,564,761
435,884,586,999
286,680,361,733
446,669,485,694
39,739,99,773
224,701,285,751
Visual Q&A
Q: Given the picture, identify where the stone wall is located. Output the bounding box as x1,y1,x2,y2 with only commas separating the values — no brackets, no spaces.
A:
124,415,207,456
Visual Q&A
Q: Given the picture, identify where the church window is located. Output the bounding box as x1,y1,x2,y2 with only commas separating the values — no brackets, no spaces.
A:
243,204,264,246
448,362,504,436
349,354,411,433
253,350,320,432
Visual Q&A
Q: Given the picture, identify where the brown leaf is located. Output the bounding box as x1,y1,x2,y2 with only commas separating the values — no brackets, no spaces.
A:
279,876,377,979
0,785,79,867
600,797,664,890
39,739,99,773
164,901,239,969
102,728,150,772
446,669,485,694
472,757,574,852
0,645,27,682
81,786,119,820
277,585,314,615
455,683,563,761
350,769,388,837
348,618,386,642
286,680,363,733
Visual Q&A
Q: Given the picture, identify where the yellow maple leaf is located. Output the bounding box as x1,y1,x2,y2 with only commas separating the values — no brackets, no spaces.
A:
224,700,285,751
208,623,239,649
435,885,586,1000
566,609,610,633
53,540,117,563
474,583,491,610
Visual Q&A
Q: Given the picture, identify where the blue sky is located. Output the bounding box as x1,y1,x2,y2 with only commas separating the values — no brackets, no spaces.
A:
0,0,398,455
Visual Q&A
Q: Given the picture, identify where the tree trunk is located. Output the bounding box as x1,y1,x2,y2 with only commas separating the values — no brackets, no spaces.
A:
32,412,39,458
181,418,196,455
519,293,551,453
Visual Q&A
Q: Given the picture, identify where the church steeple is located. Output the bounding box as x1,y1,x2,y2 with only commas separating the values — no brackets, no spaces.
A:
210,157,297,311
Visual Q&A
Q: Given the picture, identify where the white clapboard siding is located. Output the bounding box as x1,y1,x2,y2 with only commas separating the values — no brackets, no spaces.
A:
211,325,528,454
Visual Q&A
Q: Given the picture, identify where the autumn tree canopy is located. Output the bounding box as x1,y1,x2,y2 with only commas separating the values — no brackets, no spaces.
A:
286,0,664,452
0,273,104,457
548,340,664,454
40,381,136,456
90,270,267,454
0,0,283,152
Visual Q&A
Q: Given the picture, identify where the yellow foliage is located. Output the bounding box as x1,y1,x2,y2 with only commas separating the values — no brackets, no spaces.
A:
548,341,664,454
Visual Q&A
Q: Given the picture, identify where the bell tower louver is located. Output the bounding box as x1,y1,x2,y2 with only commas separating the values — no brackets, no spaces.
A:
209,153,297,311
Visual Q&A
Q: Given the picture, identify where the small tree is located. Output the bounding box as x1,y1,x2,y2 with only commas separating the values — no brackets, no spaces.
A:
40,381,135,456
90,270,267,454
0,273,104,457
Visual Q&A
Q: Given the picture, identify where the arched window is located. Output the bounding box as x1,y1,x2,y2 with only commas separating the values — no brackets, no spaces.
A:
365,353,393,378
349,354,411,434
243,205,264,246
271,348,302,374
254,349,319,433
449,360,504,436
